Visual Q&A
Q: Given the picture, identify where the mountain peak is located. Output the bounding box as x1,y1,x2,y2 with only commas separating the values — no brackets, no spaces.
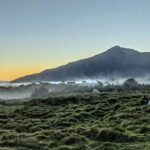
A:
108,46,127,51
106,46,139,54
12,46,149,83
111,45,122,49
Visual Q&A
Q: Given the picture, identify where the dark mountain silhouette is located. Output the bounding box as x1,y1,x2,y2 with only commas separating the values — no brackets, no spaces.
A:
12,46,150,82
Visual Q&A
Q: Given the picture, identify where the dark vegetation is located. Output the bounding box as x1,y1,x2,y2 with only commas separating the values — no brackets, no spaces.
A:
0,90,150,149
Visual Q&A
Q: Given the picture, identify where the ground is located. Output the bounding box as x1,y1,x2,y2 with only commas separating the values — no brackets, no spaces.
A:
0,90,150,150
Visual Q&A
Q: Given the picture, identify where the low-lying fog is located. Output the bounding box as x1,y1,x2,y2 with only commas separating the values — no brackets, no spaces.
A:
1,77,150,100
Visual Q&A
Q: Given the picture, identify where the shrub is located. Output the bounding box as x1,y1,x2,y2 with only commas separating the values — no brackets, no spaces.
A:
63,134,85,145
96,128,132,142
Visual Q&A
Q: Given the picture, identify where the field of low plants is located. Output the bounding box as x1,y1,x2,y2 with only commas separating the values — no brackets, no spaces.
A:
0,90,150,150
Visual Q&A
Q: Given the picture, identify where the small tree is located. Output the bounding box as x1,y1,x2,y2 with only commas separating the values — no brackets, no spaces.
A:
123,78,138,88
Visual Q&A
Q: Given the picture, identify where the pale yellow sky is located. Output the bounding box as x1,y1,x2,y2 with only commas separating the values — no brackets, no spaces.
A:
0,63,63,81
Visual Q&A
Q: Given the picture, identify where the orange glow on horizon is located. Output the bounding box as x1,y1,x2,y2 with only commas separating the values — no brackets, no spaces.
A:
0,69,42,81
0,63,64,81
0,56,82,81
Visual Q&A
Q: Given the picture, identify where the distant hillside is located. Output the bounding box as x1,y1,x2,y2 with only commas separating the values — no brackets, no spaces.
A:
12,46,150,82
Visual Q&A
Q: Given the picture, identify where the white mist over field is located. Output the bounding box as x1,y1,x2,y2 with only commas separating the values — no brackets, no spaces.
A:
0,77,150,101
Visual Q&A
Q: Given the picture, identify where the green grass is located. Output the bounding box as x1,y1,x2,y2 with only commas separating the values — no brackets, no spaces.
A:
0,91,150,149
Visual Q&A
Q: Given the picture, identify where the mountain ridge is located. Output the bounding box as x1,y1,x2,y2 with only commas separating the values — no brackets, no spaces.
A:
12,46,150,83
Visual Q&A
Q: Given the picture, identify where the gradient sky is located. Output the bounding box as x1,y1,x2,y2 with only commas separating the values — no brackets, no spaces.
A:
1,0,150,81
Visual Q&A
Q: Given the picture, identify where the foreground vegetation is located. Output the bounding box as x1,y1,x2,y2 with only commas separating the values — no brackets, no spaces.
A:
0,90,150,150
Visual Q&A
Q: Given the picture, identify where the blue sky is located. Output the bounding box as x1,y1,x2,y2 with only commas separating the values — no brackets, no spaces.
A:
0,0,150,80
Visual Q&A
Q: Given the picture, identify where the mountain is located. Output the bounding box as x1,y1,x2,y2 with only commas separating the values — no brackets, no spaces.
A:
12,46,150,83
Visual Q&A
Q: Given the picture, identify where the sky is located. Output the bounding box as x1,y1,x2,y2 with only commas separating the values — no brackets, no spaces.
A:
1,0,150,81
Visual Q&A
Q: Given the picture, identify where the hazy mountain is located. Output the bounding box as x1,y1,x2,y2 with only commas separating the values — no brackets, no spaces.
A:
12,46,150,82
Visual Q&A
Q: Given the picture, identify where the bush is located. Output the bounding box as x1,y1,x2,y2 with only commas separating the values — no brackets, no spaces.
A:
96,128,132,142
63,134,85,145
139,126,150,133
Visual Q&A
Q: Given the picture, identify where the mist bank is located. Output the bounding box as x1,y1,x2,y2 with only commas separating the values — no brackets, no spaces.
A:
1,77,150,101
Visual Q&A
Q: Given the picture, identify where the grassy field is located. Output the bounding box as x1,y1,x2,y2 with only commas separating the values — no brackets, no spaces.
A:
0,90,150,150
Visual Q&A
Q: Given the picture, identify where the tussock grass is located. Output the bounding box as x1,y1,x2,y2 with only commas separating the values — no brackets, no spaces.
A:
0,91,150,149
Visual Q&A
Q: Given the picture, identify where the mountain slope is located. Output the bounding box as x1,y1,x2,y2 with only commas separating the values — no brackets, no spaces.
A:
12,46,150,82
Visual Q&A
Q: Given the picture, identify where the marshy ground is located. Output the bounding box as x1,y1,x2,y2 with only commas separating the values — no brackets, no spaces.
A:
0,90,150,150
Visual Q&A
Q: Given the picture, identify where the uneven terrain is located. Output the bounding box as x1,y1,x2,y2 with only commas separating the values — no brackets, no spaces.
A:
0,90,150,150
